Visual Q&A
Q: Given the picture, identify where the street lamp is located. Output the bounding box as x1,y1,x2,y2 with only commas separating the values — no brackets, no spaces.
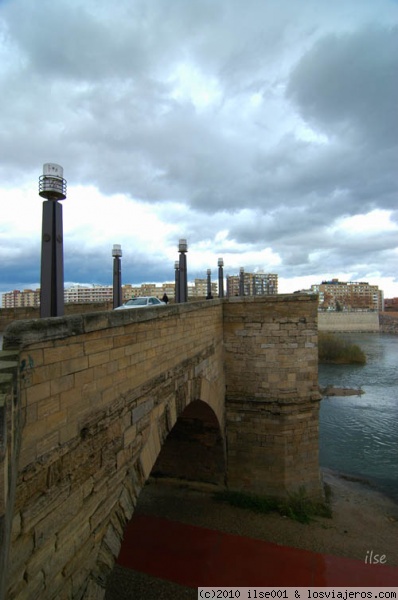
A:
39,163,67,318
218,258,224,298
239,267,245,296
174,260,180,303
112,244,122,309
206,269,212,299
178,239,188,303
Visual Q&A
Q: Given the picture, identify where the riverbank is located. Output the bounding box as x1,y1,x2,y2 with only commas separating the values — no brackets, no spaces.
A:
133,469,398,565
105,469,398,598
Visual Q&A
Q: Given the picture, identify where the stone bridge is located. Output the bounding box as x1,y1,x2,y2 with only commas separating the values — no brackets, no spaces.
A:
0,295,321,599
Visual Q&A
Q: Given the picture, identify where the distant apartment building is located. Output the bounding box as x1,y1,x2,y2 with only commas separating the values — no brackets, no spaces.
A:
384,297,398,311
311,279,384,311
2,289,40,308
64,285,113,303
193,278,218,298
3,275,280,308
226,272,278,297
2,285,114,307
125,280,218,300
124,283,176,300
67,283,176,303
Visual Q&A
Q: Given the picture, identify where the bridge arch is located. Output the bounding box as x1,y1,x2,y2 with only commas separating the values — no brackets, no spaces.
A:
151,399,226,486
90,392,226,595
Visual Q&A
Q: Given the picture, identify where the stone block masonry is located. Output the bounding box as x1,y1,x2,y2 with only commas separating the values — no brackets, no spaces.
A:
0,302,113,332
0,350,19,600
224,295,323,498
2,302,225,600
1,294,322,599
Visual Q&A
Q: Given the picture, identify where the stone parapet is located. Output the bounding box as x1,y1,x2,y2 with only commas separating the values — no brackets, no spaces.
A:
0,303,113,332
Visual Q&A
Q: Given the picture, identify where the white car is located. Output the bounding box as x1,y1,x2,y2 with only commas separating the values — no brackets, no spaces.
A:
114,296,166,310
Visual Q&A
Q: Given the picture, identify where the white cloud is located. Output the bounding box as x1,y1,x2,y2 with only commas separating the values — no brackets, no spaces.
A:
169,63,223,110
333,209,398,236
1,0,398,298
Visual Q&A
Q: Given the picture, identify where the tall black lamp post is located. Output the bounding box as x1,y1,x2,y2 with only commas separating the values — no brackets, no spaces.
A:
206,269,212,299
218,258,224,298
174,261,180,303
39,163,67,318
178,239,188,303
239,267,245,296
112,244,122,308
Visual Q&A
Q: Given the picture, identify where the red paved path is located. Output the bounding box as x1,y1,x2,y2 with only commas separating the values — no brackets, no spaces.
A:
117,514,398,588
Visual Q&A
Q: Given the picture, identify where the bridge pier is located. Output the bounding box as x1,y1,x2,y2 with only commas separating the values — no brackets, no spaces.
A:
226,399,321,497
224,295,323,499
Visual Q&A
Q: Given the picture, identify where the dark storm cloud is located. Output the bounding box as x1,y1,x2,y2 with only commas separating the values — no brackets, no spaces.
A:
287,25,398,145
1,0,398,294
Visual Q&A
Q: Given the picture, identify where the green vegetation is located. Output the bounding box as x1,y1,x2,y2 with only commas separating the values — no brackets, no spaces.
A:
214,486,332,524
318,332,366,364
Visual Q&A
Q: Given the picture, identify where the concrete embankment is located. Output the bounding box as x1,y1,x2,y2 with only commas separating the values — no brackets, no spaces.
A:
318,312,379,332
379,312,398,334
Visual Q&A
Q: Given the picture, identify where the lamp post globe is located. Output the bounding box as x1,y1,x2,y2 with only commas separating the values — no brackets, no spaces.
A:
39,163,67,201
112,244,122,258
178,238,188,253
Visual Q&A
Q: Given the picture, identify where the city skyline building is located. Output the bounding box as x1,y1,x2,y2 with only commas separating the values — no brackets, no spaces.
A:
2,275,390,311
311,279,384,311
226,272,278,297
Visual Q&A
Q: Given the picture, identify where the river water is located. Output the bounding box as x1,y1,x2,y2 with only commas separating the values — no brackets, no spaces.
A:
319,333,398,502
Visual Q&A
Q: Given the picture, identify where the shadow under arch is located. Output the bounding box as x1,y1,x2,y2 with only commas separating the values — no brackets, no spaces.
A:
102,397,226,597
104,400,226,597
151,399,226,486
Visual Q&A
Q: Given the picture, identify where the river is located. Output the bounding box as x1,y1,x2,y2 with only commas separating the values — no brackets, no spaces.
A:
319,333,398,502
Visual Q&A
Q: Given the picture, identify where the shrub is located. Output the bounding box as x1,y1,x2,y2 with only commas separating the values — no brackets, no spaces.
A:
214,486,332,524
318,333,366,364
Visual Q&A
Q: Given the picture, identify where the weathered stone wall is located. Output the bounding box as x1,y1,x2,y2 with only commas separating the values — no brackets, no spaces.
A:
0,350,19,600
318,311,379,332
0,303,113,332
2,302,225,600
1,295,324,599
224,295,322,499
379,312,398,334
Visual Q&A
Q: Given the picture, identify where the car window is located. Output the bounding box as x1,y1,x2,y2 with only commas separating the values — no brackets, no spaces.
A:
126,298,147,306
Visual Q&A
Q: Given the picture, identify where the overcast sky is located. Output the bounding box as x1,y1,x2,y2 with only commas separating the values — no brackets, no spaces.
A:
1,0,398,297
